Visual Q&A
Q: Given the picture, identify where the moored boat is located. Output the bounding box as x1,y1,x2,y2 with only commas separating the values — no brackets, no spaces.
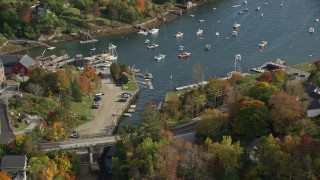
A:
309,27,315,33
216,32,220,36
154,53,166,61
179,45,184,51
205,44,211,51
258,41,268,47
233,22,241,28
198,19,205,22
174,32,184,37
137,30,148,35
148,28,159,34
196,29,203,35
147,43,159,49
178,52,191,58
232,31,238,36
144,39,150,44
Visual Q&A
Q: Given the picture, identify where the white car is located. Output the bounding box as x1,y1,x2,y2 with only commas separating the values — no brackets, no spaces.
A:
95,92,104,96
101,67,108,70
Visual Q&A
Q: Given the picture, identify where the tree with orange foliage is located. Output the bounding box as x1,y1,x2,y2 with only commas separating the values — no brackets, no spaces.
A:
0,171,11,180
155,144,179,179
135,0,145,13
78,75,90,95
82,64,96,79
269,92,304,135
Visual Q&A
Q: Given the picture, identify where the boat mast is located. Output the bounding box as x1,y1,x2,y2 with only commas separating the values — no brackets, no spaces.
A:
235,54,242,73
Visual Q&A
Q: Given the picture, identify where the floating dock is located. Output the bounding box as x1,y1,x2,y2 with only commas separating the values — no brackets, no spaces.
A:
251,60,287,73
146,79,154,90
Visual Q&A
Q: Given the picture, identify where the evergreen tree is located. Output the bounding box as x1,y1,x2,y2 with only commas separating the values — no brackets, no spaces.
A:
71,80,82,102
60,87,71,108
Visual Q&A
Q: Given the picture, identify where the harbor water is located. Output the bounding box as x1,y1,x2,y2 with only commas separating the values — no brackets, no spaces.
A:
27,0,320,127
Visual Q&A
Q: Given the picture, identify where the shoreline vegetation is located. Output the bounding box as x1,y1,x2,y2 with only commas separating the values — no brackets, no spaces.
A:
0,1,215,55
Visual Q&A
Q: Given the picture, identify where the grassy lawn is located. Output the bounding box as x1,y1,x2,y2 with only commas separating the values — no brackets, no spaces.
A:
122,76,138,91
165,89,190,102
13,122,28,132
292,62,315,72
70,96,93,124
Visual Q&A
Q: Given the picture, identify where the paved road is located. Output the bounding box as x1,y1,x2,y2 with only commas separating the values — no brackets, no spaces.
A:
0,101,14,144
169,120,198,136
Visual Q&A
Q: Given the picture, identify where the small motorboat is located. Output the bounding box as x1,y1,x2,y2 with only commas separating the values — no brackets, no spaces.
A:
190,14,195,17
309,27,315,33
144,39,150,44
233,22,241,28
255,6,260,11
243,0,247,4
174,32,184,37
179,45,184,51
216,32,220,36
90,48,96,51
232,31,238,36
245,8,249,12
178,52,191,58
315,18,319,22
205,44,211,51
238,11,244,14
258,41,268,47
196,29,203,35
198,19,205,22
148,28,159,34
47,47,56,50
137,30,148,35
154,54,166,61
147,43,159,49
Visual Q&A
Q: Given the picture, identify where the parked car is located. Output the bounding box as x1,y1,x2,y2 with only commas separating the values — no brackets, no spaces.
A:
95,92,104,96
118,98,127,102
122,93,131,98
94,96,102,101
93,101,102,106
70,133,79,138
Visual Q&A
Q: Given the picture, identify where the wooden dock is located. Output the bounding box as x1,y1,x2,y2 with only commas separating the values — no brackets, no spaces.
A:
251,61,287,73
146,79,154,90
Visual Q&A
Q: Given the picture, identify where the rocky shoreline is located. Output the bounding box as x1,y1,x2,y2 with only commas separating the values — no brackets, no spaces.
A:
0,1,214,55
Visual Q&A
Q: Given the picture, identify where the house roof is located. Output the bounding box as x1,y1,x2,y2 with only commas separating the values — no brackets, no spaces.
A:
303,82,320,99
308,99,320,110
19,55,35,68
0,55,18,66
1,155,27,169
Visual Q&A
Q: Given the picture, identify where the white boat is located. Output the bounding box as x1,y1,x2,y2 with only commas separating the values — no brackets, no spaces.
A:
80,39,98,44
232,4,242,8
124,113,132,117
47,47,56,50
309,27,315,33
315,18,319,22
216,32,220,36
232,31,238,36
174,32,184,37
205,44,211,51
179,45,184,51
196,29,203,35
244,0,247,4
148,28,159,34
178,52,191,58
233,22,241,28
190,14,195,17
147,43,159,49
102,43,118,61
280,0,284,7
198,19,205,22
90,48,96,51
144,39,150,44
245,8,249,12
137,30,148,35
154,53,166,61
258,41,268,47
255,6,260,11
260,12,264,17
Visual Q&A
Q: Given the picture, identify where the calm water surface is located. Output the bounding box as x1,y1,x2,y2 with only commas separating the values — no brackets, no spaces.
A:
28,0,320,127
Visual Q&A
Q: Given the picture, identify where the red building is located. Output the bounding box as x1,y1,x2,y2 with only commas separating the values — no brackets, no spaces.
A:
0,54,35,76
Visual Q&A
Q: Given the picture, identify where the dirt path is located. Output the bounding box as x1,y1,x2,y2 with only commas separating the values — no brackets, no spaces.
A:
75,68,129,135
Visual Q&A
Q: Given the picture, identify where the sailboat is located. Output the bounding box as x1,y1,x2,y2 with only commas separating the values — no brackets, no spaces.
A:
213,3,216,10
280,0,284,7
315,9,319,22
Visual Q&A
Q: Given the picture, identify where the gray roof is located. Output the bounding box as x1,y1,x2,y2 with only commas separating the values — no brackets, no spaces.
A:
19,55,35,68
0,55,18,66
304,82,320,99
308,99,320,110
1,155,27,169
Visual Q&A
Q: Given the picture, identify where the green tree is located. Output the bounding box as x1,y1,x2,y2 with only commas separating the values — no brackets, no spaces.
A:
196,109,229,141
74,0,93,18
60,87,71,108
204,78,231,108
48,0,68,16
70,80,82,102
205,136,243,176
110,63,121,80
246,81,278,106
231,100,270,138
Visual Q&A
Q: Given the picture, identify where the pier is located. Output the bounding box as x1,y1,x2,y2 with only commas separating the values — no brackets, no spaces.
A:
251,60,287,73
175,81,208,91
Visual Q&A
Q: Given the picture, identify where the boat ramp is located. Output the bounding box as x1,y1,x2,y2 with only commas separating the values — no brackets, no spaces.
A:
251,59,287,73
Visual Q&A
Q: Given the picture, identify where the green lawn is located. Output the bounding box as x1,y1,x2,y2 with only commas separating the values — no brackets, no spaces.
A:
13,122,28,132
122,76,138,91
292,62,315,72
70,96,93,122
164,89,190,102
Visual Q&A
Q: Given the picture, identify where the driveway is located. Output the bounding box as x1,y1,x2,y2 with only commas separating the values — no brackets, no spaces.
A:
0,98,14,144
76,68,130,136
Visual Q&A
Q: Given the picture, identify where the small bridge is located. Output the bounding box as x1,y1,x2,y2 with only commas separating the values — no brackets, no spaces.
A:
40,136,118,151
